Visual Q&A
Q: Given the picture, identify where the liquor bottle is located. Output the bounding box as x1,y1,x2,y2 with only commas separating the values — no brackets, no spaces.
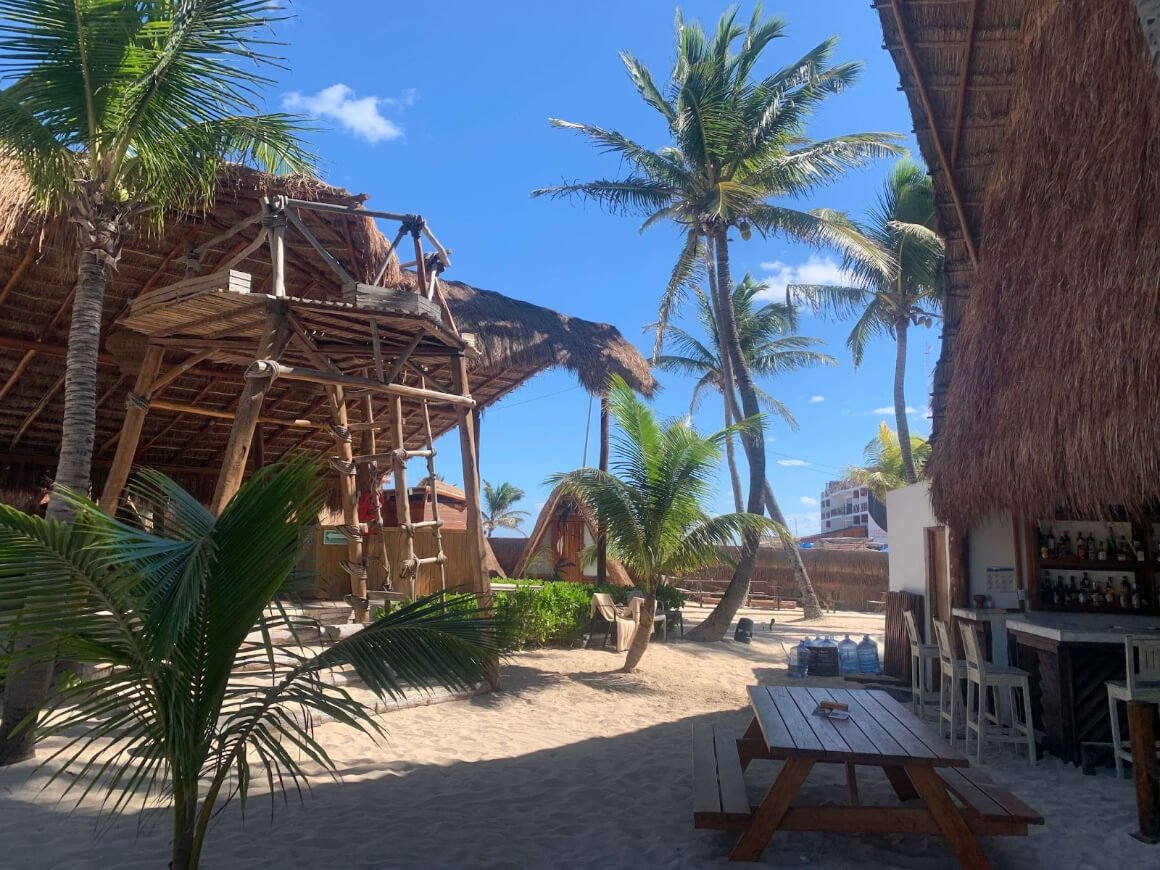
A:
1078,573,1091,606
1132,583,1142,609
1107,529,1118,561
1134,535,1145,561
1069,575,1078,606
1061,532,1072,558
1047,528,1056,557
1120,576,1132,608
1041,572,1055,606
1119,535,1131,562
1038,528,1049,559
1098,539,1107,561
1088,532,1098,561
1077,536,1087,560
1105,579,1117,606
1055,575,1066,603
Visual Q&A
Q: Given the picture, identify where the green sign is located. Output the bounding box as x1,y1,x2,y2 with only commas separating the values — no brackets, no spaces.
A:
323,530,346,546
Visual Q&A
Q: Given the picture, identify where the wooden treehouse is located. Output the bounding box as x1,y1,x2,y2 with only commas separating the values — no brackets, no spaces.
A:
106,196,487,621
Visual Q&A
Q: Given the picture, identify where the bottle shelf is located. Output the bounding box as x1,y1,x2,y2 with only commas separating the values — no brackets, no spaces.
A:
1038,558,1141,571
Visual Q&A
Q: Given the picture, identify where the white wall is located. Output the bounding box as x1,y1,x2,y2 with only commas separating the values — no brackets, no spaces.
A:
886,482,941,596
967,511,1019,607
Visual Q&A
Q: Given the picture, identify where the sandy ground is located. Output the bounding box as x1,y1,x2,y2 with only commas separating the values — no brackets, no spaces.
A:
0,606,1155,869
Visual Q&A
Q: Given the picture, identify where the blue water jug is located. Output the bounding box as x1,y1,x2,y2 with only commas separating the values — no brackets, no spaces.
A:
787,639,811,678
821,635,838,648
838,635,859,675
856,634,881,675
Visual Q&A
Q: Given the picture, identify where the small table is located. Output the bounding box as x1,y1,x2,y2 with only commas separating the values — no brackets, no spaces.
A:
727,686,1038,866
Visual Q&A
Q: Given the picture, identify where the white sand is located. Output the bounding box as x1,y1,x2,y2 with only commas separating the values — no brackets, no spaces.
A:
0,607,1155,869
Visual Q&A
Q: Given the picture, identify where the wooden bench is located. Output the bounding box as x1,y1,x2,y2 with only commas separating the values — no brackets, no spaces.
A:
692,723,752,830
935,767,1044,835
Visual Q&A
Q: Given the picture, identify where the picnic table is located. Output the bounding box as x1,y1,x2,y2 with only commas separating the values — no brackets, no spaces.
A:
693,685,1042,867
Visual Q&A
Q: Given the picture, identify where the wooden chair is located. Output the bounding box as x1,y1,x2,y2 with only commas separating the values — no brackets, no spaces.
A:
904,610,939,719
959,621,1036,766
1107,635,1160,778
933,620,968,746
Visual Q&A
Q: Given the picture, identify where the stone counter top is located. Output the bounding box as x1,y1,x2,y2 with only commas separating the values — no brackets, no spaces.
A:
1006,612,1160,644
952,607,1020,621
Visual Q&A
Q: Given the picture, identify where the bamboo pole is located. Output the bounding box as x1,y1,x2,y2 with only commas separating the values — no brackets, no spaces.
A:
420,378,447,592
244,360,475,408
210,308,288,514
596,392,610,584
392,394,416,599
452,353,498,689
328,386,368,622
146,398,318,429
361,395,393,591
100,345,166,512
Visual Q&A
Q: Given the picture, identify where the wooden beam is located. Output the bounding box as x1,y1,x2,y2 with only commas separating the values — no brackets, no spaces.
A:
329,385,368,621
148,397,317,429
0,334,111,364
1129,700,1160,843
10,372,65,448
0,350,37,404
148,350,215,399
0,237,42,307
100,345,165,511
0,449,220,477
887,0,979,267
135,381,215,455
950,0,980,168
246,360,476,408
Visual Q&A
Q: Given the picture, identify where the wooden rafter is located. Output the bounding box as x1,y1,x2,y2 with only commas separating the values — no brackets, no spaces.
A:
887,0,979,268
0,236,43,307
10,372,64,447
950,0,980,168
130,381,215,456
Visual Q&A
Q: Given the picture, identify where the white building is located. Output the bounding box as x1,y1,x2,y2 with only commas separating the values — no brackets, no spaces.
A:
819,479,888,544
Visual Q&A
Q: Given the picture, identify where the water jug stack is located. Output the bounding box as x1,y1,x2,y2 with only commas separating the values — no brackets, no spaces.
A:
807,634,840,677
856,634,881,675
787,639,810,678
837,635,859,675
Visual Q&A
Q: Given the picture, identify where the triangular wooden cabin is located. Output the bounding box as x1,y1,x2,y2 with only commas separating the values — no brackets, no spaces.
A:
512,485,632,586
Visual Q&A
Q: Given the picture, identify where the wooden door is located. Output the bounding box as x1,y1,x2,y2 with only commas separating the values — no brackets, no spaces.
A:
926,526,949,636
551,500,586,583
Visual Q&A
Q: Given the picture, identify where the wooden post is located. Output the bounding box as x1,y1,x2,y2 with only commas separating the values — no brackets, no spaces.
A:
452,353,498,690
1129,701,1160,844
268,199,287,297
948,524,970,609
330,386,368,622
210,306,287,514
392,395,416,599
100,345,165,513
361,395,392,589
596,392,610,584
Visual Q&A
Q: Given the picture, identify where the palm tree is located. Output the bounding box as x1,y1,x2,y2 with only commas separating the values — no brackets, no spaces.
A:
656,274,835,513
534,6,901,633
791,159,943,484
549,376,771,672
0,0,311,764
0,459,498,870
846,420,932,499
483,480,528,536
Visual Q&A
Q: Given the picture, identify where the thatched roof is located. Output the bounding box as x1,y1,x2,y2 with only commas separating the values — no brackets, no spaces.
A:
0,164,655,501
876,0,1160,524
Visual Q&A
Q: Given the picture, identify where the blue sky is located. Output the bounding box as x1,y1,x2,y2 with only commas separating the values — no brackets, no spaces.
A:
272,1,934,537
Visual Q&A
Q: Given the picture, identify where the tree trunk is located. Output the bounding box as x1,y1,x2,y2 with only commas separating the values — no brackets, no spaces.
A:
0,243,113,765
763,478,823,618
894,320,917,484
723,393,744,513
622,591,656,672
687,228,764,642
171,788,198,870
596,393,610,583
1138,0,1160,81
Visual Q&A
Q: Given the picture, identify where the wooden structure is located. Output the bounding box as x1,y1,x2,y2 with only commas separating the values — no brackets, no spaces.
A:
0,165,655,505
693,686,1042,864
512,485,632,586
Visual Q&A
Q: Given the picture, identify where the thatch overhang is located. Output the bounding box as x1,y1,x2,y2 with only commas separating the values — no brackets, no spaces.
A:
0,165,655,502
876,0,1160,525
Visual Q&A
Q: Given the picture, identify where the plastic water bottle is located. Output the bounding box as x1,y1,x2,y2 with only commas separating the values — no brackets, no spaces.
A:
838,635,859,675
788,639,810,678
857,634,881,675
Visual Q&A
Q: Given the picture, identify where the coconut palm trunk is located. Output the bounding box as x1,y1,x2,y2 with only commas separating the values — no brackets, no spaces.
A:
1138,0,1160,79
763,478,823,616
622,591,656,673
893,318,917,484
722,398,744,513
0,224,117,764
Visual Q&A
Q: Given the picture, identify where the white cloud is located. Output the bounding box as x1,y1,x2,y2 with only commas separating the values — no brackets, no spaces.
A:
808,395,825,404
871,405,921,416
800,496,819,507
282,84,407,143
777,459,810,467
783,511,821,538
757,254,850,303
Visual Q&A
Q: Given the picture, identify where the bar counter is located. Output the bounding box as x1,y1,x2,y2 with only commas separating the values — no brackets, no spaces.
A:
1007,613,1159,764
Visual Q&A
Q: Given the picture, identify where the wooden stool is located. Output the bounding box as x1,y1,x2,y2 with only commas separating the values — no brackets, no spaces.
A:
1106,635,1160,778
933,620,968,746
904,610,939,719
960,622,1036,766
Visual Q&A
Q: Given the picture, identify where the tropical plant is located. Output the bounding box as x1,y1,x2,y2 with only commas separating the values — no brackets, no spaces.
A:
534,5,901,633
0,0,312,764
0,459,497,870
791,159,943,484
656,274,834,513
846,420,931,500
549,376,772,672
482,480,528,535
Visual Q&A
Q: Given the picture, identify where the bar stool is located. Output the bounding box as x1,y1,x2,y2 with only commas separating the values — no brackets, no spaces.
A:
933,620,968,746
904,610,939,719
959,622,1036,766
1106,635,1160,778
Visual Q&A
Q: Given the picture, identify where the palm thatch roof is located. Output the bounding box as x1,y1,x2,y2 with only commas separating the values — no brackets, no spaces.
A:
876,0,1160,524
512,485,633,586
0,164,655,502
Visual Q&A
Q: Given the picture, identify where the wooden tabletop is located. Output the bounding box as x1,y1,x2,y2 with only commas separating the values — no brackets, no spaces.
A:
746,685,968,768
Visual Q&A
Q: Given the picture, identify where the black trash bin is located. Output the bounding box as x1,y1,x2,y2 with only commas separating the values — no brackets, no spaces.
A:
734,617,754,643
